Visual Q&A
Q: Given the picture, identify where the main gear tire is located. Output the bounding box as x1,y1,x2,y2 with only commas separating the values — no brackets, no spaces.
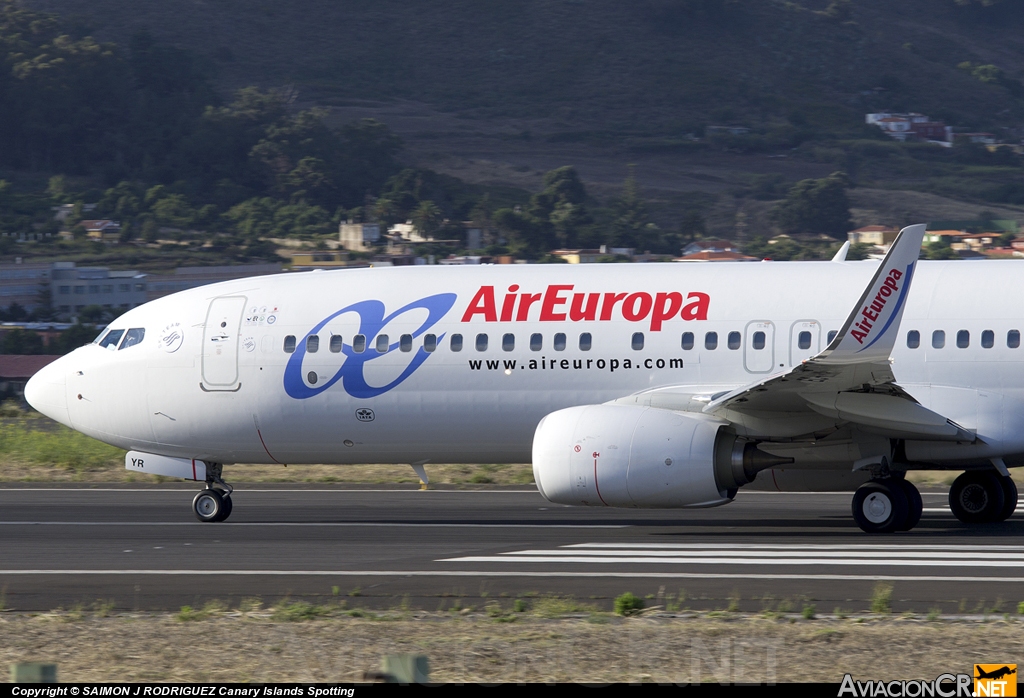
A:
852,480,909,533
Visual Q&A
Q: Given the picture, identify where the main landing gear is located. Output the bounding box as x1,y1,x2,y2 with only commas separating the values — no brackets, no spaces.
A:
851,469,1018,533
948,471,1017,524
851,477,923,533
193,462,234,523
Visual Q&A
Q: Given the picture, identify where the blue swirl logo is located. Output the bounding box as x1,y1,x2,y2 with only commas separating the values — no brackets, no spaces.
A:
283,293,457,399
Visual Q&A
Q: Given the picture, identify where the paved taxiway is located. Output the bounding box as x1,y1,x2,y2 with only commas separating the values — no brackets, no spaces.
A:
1,486,1022,613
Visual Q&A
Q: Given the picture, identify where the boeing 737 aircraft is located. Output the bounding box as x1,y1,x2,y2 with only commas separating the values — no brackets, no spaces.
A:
23,224,1022,532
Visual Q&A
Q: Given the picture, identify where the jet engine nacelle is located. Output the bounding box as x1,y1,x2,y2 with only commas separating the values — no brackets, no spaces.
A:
532,404,790,508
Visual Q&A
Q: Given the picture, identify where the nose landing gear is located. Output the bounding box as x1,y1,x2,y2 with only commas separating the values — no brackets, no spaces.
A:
193,462,233,523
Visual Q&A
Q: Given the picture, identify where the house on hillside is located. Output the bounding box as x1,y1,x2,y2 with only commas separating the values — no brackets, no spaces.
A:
80,220,121,243
552,249,602,264
866,113,952,144
848,225,900,247
673,250,758,263
680,239,737,256
339,221,381,252
290,251,351,270
923,230,1002,253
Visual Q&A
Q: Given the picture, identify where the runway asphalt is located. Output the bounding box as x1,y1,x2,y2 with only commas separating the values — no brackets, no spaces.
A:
1,485,1022,613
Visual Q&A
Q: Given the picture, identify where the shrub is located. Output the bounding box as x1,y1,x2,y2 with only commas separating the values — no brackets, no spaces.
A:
614,592,645,616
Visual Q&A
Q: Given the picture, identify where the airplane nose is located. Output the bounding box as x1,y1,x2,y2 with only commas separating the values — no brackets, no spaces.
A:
25,359,71,427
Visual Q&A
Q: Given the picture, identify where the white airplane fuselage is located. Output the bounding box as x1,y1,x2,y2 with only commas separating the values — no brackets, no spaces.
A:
24,259,1024,472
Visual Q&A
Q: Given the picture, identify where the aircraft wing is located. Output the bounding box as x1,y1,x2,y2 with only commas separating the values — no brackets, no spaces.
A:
700,224,973,442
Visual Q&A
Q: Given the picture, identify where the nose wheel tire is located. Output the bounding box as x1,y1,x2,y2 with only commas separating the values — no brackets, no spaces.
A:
852,480,909,533
949,471,1005,524
193,488,232,523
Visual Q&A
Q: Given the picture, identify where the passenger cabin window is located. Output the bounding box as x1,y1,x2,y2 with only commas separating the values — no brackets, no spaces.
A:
728,331,741,350
375,334,389,353
554,333,566,351
329,335,343,353
353,334,366,353
705,332,718,350
449,334,462,352
502,333,515,351
476,333,488,351
797,331,811,350
1009,330,1021,349
982,330,994,349
579,333,592,351
956,330,969,349
99,329,124,350
907,330,920,349
682,332,694,350
932,330,945,349
400,334,413,352
827,330,838,344
752,331,766,350
424,334,437,353
530,333,542,351
283,335,296,353
306,335,319,353
631,332,644,350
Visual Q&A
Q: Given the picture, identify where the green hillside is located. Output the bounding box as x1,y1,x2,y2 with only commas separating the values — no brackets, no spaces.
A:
21,0,1024,135
4,0,1024,275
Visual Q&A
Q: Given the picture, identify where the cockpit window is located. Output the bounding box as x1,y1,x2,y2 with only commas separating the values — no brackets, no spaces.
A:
119,328,145,350
93,327,109,344
98,329,124,350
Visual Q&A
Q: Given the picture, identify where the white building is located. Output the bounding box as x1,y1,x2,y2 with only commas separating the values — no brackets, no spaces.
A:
339,221,381,252
388,221,430,243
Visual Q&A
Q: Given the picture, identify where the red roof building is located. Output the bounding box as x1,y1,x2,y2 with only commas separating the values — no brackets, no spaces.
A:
0,355,60,399
673,251,759,262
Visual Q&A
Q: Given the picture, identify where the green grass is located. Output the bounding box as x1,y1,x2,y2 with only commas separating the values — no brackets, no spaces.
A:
531,596,600,618
871,584,894,614
0,419,124,471
176,600,225,621
270,601,330,622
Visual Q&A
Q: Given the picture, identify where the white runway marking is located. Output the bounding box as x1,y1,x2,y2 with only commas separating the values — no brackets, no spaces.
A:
0,569,1021,583
441,542,1024,569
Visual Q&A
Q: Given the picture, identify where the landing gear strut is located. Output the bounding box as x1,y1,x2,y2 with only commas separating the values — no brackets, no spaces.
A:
193,462,233,523
851,478,922,533
949,471,1017,524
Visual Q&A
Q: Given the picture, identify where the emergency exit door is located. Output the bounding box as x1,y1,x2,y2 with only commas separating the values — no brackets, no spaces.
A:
743,321,775,373
201,296,246,391
789,320,821,366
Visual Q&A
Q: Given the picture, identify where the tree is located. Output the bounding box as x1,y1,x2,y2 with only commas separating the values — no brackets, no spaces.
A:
1,328,42,354
412,200,441,237
608,166,658,249
529,167,590,248
51,323,98,354
678,210,707,242
493,207,549,257
770,172,853,238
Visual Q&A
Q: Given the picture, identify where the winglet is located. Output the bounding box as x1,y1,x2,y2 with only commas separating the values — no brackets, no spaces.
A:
831,241,850,262
815,224,925,365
